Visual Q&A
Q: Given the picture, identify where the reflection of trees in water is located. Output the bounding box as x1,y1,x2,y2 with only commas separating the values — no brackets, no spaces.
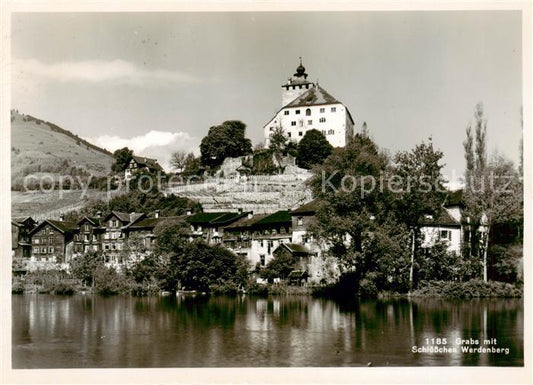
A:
12,295,523,368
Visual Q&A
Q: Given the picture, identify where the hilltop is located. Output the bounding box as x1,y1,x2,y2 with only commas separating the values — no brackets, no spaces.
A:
10,110,115,190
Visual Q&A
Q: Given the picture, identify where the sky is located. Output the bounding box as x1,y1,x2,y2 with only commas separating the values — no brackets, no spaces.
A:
11,11,523,184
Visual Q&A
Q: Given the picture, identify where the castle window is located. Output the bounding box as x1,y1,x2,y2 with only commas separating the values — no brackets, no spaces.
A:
40,247,46,254
269,127,273,131
33,247,39,254
440,230,451,240
48,247,54,253
328,129,335,135
307,120,312,125
322,130,326,135
298,85,302,89
260,255,265,266
299,131,303,136
331,107,336,112
320,108,325,113
287,132,292,138
33,238,39,244
319,117,326,123
295,110,300,114
306,108,311,116
306,84,309,89
297,217,303,226
291,121,296,126
284,110,289,115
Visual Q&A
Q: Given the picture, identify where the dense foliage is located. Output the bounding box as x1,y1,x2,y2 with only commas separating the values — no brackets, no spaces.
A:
200,120,252,169
111,147,133,172
296,129,333,169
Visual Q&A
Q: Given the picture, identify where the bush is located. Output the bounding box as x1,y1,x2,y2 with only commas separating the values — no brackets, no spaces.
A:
246,282,269,297
210,281,240,296
12,283,24,294
412,280,522,298
50,282,75,295
359,273,378,298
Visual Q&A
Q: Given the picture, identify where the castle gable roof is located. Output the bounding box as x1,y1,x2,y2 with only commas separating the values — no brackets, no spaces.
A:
284,85,340,108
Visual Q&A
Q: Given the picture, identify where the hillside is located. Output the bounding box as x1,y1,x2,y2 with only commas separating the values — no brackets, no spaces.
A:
10,110,115,190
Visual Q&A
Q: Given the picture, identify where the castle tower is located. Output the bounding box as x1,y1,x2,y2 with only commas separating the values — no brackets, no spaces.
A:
281,58,315,106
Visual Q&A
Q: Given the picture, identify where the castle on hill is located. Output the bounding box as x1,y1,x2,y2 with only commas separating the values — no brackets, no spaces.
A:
263,59,355,148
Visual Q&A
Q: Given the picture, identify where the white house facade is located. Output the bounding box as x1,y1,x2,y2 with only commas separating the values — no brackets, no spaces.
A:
263,60,355,148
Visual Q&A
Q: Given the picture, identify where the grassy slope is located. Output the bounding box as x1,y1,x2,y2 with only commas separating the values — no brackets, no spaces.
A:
10,111,114,188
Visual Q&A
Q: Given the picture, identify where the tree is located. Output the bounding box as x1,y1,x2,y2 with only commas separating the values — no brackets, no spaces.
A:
260,251,296,281
70,252,104,288
269,127,288,154
308,134,390,285
170,151,188,172
200,120,252,169
296,129,334,169
463,104,523,282
392,139,446,287
111,147,133,172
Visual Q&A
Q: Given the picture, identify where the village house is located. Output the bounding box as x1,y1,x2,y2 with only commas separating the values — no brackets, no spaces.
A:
73,214,104,255
12,217,36,259
186,210,249,244
247,210,293,269
263,59,355,148
100,211,146,262
124,155,164,180
11,217,36,275
123,211,182,252
28,217,78,267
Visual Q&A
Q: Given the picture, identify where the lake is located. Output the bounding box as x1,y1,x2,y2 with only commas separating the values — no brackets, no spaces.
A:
12,294,523,368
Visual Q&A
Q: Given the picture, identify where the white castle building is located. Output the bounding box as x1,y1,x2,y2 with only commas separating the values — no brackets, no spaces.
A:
263,60,355,148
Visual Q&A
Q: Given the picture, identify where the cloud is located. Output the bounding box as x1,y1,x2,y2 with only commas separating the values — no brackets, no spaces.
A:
13,58,202,86
87,130,199,171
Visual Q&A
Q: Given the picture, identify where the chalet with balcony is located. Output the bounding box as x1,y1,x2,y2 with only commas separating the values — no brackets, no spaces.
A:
12,217,36,259
74,216,105,255
29,219,78,265
101,211,145,258
124,211,184,252
125,155,164,180
248,210,293,268
186,210,249,244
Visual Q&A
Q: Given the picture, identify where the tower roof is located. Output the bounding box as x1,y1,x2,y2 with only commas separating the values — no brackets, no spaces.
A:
293,57,308,79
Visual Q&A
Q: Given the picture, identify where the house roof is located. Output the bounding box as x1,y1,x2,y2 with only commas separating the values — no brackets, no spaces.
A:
131,155,163,171
275,243,312,255
287,270,309,278
291,199,319,215
420,209,461,227
253,210,292,226
224,214,269,231
185,211,249,227
12,217,35,228
126,216,183,230
444,189,464,207
30,219,78,235
76,216,102,226
103,211,145,225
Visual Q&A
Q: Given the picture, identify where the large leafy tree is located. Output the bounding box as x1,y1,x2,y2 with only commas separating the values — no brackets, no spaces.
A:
308,134,391,282
111,147,133,172
200,120,252,169
392,139,446,286
296,129,333,169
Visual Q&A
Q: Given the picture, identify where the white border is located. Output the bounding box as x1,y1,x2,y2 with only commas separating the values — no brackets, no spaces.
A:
1,1,531,384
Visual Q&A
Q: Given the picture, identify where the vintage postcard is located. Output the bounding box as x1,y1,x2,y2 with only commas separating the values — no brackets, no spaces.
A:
1,1,531,384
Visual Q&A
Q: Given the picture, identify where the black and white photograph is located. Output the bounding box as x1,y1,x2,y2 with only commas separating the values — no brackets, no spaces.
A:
1,1,531,384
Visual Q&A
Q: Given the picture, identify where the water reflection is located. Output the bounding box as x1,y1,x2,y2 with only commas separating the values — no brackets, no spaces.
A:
12,295,523,368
